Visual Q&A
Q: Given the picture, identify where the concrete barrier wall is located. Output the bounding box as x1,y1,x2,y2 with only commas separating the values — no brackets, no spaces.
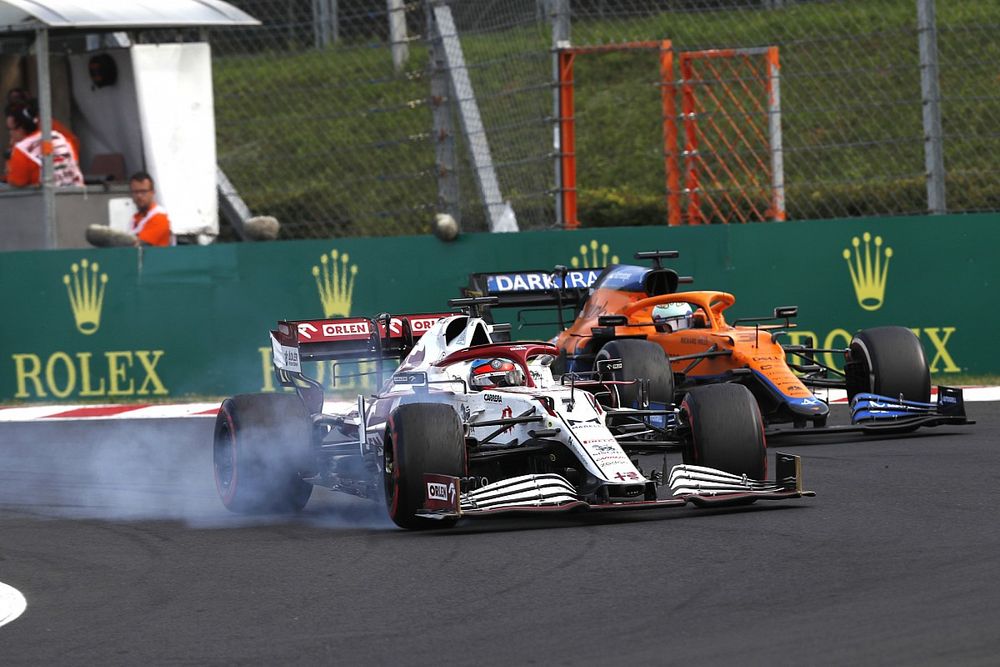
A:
2,212,996,402
0,186,132,251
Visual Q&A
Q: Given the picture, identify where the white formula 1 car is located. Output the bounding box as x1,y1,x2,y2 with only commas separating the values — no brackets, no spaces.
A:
213,297,813,529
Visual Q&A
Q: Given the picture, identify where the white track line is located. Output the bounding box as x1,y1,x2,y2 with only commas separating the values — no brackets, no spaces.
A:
0,400,357,422
0,581,27,628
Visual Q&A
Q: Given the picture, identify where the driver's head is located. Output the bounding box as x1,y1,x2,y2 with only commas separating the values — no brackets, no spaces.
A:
652,302,694,331
470,358,524,390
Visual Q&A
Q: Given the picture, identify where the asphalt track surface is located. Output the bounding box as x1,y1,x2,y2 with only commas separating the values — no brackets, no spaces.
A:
1,405,998,665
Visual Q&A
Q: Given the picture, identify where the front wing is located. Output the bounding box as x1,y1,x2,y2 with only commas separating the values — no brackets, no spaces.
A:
416,452,813,520
767,385,973,439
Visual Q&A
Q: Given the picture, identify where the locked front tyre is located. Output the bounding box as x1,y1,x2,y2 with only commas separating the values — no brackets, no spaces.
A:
681,383,767,480
383,403,466,530
213,393,314,514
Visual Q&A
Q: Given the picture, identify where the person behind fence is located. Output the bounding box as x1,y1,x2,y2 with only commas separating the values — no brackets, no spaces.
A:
129,171,175,247
3,100,84,187
5,88,80,158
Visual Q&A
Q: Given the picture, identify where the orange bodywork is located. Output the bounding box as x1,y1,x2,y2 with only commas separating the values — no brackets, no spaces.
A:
555,289,813,400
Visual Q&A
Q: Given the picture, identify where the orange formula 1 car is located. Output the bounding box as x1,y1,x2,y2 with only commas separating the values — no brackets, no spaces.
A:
465,251,971,437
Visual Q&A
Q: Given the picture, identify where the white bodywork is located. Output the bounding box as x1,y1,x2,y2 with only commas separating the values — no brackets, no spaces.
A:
367,314,648,488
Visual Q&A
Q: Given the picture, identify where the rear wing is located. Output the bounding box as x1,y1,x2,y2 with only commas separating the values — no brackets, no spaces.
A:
464,251,692,330
464,251,691,309
269,313,452,409
463,268,601,310
270,313,452,367
463,269,603,333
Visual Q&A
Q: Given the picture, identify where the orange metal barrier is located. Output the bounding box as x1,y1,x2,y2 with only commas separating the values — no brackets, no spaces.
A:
557,42,783,227
557,41,676,229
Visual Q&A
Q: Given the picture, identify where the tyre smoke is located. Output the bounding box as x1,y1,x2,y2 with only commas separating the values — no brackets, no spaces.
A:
0,418,393,529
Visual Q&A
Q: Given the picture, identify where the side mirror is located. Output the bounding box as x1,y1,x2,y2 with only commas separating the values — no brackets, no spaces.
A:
774,306,798,319
595,357,623,374
597,315,628,327
532,354,556,367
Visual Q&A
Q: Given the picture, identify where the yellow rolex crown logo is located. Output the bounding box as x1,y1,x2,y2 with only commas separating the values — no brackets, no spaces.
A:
312,249,358,317
842,232,892,311
63,258,108,335
570,239,619,268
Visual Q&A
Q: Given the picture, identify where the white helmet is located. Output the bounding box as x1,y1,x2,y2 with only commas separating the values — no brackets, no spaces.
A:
652,302,694,331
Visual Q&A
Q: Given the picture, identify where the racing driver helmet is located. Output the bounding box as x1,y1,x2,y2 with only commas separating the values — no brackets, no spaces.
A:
469,358,525,390
652,302,694,332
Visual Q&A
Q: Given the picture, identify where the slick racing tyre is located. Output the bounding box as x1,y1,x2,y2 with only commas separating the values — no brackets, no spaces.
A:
595,339,675,409
682,384,766,480
214,393,314,514
383,403,466,530
845,326,931,403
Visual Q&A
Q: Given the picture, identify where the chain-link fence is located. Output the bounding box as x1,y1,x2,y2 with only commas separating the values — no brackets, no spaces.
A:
212,0,1000,238
212,0,552,238
211,1,434,238
565,0,1000,225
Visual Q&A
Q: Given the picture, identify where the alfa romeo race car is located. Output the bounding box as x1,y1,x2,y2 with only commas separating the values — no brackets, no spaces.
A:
212,297,812,529
464,251,972,438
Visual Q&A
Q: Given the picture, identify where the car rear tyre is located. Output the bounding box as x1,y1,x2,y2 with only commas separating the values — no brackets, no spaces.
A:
595,339,675,408
383,403,466,530
213,393,314,514
682,384,766,480
845,326,931,402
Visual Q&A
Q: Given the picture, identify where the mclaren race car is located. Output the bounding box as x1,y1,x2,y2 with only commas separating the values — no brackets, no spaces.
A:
212,297,812,529
464,251,972,438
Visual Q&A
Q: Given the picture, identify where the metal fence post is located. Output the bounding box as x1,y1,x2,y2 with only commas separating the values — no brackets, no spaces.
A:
313,0,324,48
429,0,517,232
313,0,340,49
917,0,946,214
36,27,56,249
388,0,409,73
551,0,570,228
427,1,460,226
766,46,785,221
